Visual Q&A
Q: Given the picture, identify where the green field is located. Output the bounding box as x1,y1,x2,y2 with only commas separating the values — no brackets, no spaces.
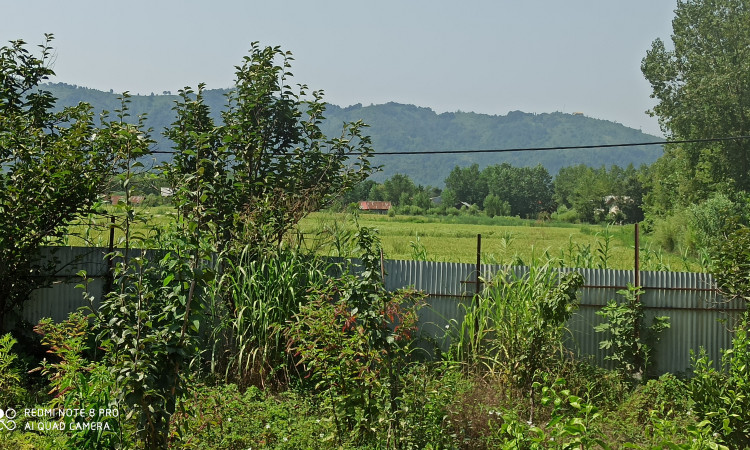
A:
298,212,701,271
63,207,702,272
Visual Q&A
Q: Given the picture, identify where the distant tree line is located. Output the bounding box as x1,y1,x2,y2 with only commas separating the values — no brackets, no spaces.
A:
338,162,648,225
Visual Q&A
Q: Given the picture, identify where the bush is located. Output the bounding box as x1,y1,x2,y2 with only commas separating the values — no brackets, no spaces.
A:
483,194,511,218
650,211,690,252
0,333,27,407
594,284,670,379
173,384,335,449
714,226,750,301
551,205,579,223
620,373,690,424
286,227,425,446
687,193,738,253
690,315,750,448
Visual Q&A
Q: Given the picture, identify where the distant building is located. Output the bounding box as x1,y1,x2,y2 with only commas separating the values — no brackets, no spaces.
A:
603,195,633,215
160,187,174,197
359,201,392,214
109,195,145,205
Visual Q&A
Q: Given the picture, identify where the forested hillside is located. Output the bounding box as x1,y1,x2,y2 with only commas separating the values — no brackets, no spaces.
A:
44,83,662,186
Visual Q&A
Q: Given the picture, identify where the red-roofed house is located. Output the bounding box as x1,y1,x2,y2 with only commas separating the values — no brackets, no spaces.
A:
359,201,392,214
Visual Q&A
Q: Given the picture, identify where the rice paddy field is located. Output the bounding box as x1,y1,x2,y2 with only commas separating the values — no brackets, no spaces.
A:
63,207,703,272
297,212,701,271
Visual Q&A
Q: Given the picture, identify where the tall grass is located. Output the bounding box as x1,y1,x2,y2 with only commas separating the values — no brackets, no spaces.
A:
206,246,331,388
448,264,583,389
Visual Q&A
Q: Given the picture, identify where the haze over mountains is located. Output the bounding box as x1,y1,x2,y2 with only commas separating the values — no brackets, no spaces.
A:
45,83,663,187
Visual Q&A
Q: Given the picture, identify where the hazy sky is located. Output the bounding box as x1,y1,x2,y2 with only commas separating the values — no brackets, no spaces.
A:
1,1,676,136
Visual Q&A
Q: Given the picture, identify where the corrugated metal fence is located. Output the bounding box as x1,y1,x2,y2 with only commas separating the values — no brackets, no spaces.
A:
18,247,747,375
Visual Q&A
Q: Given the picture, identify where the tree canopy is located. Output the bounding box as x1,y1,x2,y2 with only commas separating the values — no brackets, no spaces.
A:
0,35,113,330
642,0,750,205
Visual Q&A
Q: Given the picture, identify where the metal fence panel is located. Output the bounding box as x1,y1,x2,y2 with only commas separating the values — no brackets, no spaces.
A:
16,248,747,374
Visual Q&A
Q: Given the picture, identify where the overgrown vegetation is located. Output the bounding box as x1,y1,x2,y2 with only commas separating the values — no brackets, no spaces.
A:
3,4,750,445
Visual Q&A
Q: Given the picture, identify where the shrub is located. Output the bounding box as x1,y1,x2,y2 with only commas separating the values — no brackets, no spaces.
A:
594,284,670,379
650,211,691,252
687,193,738,253
551,205,578,223
286,227,425,446
690,315,750,448
172,384,333,449
0,333,26,407
32,313,123,449
483,194,511,218
620,373,690,424
713,225,750,302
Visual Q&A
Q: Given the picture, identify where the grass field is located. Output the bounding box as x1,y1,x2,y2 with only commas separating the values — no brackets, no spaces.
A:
63,207,703,272
297,212,702,271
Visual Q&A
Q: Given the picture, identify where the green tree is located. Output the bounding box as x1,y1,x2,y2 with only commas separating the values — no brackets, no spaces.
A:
482,163,553,218
339,179,377,206
642,0,750,205
483,193,510,217
0,35,112,331
412,187,432,210
165,43,374,250
445,163,487,206
383,173,416,205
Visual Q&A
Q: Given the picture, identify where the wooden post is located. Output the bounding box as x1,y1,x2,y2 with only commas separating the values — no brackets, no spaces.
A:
475,234,482,296
634,223,641,343
104,215,116,295
380,247,386,284
634,223,640,288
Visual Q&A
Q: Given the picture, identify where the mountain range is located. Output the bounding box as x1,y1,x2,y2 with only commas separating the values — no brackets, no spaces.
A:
45,83,663,187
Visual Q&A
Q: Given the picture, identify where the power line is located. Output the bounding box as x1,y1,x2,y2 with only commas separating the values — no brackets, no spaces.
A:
147,135,750,156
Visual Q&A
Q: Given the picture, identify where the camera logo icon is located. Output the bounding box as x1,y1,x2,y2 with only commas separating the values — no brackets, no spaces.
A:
0,408,17,431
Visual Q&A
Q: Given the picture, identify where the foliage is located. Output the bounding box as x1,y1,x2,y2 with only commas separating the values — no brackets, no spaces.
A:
0,35,112,331
482,193,511,218
687,193,743,254
619,373,690,425
713,225,750,302
165,43,374,251
445,163,487,206
690,314,750,448
171,384,336,449
449,264,583,392
482,163,555,218
595,284,670,379
206,247,330,388
0,333,26,407
286,227,425,446
32,314,123,449
555,163,646,224
642,0,750,206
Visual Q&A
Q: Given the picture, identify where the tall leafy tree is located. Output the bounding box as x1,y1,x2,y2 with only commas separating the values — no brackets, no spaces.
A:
642,0,750,205
482,163,553,218
166,43,375,250
0,36,112,331
382,173,416,205
445,163,487,206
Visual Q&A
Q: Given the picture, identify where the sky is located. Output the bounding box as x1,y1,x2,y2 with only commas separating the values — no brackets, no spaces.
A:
1,1,676,137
